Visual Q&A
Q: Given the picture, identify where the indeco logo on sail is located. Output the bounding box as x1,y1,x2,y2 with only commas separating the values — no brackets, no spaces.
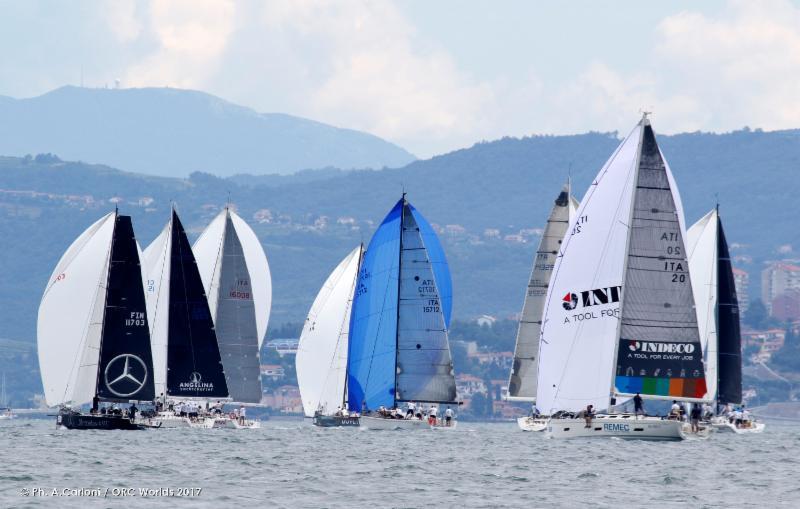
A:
628,341,695,354
561,286,622,311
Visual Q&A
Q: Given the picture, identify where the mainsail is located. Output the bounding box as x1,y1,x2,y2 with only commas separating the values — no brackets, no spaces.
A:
347,197,456,411
507,182,578,401
613,120,707,402
194,208,269,403
296,245,362,417
38,212,155,406
144,210,229,399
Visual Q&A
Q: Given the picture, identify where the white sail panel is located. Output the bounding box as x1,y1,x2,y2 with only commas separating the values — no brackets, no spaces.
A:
37,213,115,406
508,184,573,401
143,221,172,399
230,211,272,348
687,209,718,402
536,124,642,413
193,210,227,320
296,246,362,416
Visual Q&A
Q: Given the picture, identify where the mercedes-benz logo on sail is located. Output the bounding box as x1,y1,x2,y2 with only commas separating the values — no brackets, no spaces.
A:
104,354,148,398
190,372,202,384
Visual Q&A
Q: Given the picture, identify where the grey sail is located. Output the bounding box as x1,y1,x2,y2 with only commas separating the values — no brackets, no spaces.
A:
614,120,707,401
395,204,457,403
508,183,573,401
215,214,263,403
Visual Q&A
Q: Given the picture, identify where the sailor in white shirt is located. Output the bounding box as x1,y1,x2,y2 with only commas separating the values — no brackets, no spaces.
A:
406,401,416,418
444,407,454,426
239,405,246,424
428,405,438,425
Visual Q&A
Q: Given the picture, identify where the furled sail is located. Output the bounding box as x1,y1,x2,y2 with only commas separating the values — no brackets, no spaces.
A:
507,182,577,401
687,209,719,403
194,208,267,403
145,210,229,399
613,120,707,402
347,197,456,412
38,213,116,406
297,245,362,417
536,124,642,413
95,215,155,402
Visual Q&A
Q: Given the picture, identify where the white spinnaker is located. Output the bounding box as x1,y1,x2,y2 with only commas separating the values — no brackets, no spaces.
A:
193,210,227,323
687,209,719,402
296,246,361,417
143,221,172,399
37,212,115,407
536,124,642,413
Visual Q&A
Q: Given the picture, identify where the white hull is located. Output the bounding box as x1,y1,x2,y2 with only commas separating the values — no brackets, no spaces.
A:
231,419,261,429
517,416,547,432
545,415,687,441
711,418,765,434
140,411,188,428
360,415,457,430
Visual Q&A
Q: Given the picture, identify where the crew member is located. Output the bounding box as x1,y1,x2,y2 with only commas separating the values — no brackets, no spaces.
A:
690,404,701,432
633,393,644,417
584,405,594,428
444,407,454,427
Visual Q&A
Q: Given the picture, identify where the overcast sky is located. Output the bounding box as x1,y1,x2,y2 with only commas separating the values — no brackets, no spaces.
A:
1,0,799,157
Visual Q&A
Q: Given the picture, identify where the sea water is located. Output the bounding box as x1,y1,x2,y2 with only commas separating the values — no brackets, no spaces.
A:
1,418,798,508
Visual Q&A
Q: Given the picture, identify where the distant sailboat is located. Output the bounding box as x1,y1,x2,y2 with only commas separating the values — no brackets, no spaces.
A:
507,181,578,431
538,115,706,440
687,207,763,433
143,209,229,425
296,245,363,427
0,373,15,420
38,212,156,430
193,207,271,405
347,195,459,430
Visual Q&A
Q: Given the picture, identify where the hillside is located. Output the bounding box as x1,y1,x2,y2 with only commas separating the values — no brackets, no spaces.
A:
0,86,415,177
1,127,799,346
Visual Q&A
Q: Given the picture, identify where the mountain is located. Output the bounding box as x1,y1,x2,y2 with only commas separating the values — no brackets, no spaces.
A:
2,127,799,347
0,86,415,176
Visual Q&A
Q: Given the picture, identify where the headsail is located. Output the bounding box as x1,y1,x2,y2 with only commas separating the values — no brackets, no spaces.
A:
536,124,641,413
508,182,575,401
716,213,742,405
687,209,719,402
194,208,265,403
613,120,707,402
297,245,362,417
38,213,116,406
95,215,155,402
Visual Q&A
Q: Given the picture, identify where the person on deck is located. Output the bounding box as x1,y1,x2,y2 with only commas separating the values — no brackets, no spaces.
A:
428,405,438,426
129,403,138,422
633,393,644,417
670,400,681,419
239,405,246,425
583,405,594,428
690,404,701,432
445,407,454,426
406,401,416,418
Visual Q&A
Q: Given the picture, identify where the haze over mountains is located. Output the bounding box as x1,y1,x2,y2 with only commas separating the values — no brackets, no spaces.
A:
2,125,799,347
0,86,416,176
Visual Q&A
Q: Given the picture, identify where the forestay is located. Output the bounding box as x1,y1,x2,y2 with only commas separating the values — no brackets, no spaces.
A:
297,246,362,417
613,122,707,402
508,183,577,401
536,124,642,413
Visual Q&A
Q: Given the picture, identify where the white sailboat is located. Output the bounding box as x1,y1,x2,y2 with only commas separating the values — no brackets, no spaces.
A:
538,115,707,441
508,182,578,432
0,373,16,420
193,206,271,428
296,245,363,427
687,208,764,434
142,209,230,428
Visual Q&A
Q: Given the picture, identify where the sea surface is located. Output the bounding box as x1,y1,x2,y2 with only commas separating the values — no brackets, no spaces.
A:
1,418,798,508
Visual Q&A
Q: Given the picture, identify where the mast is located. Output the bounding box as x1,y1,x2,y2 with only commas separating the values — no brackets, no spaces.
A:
342,243,364,409
393,194,406,409
608,114,647,411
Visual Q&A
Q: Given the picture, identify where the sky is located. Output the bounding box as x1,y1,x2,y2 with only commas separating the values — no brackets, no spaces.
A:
1,0,799,158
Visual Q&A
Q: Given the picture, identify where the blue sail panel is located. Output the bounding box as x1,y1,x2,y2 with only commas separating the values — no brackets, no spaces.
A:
347,201,402,412
409,205,452,328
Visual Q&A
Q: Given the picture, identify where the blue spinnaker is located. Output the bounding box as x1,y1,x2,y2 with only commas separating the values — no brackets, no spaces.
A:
347,201,402,412
410,204,452,328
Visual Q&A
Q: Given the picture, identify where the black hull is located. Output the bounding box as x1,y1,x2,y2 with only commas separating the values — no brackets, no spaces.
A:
58,412,144,430
312,414,360,427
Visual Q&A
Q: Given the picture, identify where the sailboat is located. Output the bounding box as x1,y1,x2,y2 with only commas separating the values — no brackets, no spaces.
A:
143,209,230,427
193,207,271,428
38,212,157,430
0,373,16,420
296,245,363,427
687,207,764,434
507,181,578,432
347,195,459,430
537,115,707,440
